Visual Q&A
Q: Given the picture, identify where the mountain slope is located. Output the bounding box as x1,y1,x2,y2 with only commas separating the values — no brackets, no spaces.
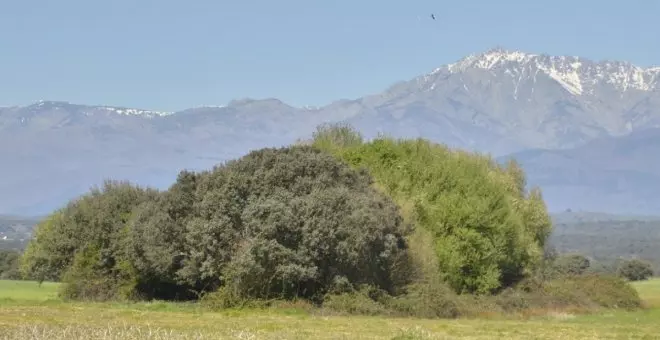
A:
342,48,660,154
2,47,660,215
500,127,660,214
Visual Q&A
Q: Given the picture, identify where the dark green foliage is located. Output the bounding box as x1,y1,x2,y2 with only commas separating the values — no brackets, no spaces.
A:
170,146,412,301
0,250,20,279
311,124,552,294
552,254,591,276
21,145,411,302
20,180,162,297
22,181,157,284
617,259,654,281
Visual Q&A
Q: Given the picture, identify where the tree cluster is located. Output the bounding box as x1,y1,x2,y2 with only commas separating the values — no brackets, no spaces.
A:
17,123,643,315
550,219,660,274
20,146,411,301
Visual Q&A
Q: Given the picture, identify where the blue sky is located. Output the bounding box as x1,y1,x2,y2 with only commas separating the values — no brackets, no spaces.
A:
1,0,658,111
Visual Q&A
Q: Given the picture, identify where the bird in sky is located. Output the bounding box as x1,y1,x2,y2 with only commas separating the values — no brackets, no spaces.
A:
431,14,436,20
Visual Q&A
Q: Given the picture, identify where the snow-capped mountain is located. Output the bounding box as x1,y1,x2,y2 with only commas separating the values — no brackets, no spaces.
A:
2,47,660,216
340,47,660,153
445,48,660,95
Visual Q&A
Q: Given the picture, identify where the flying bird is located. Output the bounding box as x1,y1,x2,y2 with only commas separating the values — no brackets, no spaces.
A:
431,14,436,20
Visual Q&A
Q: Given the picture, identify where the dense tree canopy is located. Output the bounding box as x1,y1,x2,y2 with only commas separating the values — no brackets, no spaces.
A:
617,259,654,281
21,146,412,301
311,123,553,294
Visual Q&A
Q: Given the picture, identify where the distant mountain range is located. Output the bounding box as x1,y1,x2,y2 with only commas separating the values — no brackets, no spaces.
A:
2,47,660,216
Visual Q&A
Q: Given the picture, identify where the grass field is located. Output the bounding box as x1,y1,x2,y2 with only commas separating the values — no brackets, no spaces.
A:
1,279,659,339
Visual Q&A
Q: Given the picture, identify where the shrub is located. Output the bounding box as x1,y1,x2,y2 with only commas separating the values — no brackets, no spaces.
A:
552,254,591,276
387,281,461,318
171,146,412,301
20,180,159,295
22,145,412,302
617,259,654,281
322,285,393,316
311,124,552,294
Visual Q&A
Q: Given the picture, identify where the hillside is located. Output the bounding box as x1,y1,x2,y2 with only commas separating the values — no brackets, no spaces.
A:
0,215,40,251
501,127,660,214
2,47,660,215
550,219,660,273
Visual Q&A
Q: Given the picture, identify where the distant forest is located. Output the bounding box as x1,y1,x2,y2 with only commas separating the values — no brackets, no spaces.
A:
549,219,660,273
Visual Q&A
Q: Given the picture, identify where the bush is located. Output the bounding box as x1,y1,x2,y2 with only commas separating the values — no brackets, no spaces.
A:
21,145,412,302
388,281,461,318
552,254,591,276
321,273,642,318
311,124,552,294
20,180,159,295
617,259,654,281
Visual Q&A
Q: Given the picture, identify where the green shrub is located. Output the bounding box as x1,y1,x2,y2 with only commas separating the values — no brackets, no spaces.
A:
388,281,461,318
617,259,654,281
322,285,392,316
311,124,552,294
552,254,591,276
21,180,159,300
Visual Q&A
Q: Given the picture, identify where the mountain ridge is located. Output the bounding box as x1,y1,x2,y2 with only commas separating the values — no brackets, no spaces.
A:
3,47,660,215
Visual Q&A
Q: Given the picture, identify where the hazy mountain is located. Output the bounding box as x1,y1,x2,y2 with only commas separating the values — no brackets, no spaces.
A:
0,215,41,249
550,210,660,225
2,47,660,215
500,127,660,215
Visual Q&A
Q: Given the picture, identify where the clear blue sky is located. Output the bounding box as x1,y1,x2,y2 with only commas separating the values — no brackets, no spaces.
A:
1,0,658,111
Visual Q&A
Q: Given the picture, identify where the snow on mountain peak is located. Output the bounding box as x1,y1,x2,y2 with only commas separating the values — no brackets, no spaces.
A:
430,48,660,96
24,100,173,118
97,106,173,118
445,48,538,72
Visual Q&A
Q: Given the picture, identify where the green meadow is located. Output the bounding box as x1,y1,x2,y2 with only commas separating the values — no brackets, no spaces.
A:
0,278,658,339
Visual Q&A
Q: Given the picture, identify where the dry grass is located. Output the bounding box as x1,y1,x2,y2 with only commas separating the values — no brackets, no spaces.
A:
0,279,659,339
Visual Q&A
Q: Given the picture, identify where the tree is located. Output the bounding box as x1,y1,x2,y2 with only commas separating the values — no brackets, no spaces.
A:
21,180,161,299
311,123,553,294
617,259,654,281
553,254,591,276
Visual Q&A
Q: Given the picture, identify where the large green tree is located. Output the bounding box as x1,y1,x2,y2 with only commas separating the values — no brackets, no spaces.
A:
311,123,553,294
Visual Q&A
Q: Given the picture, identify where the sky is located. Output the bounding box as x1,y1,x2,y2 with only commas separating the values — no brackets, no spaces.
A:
1,0,659,112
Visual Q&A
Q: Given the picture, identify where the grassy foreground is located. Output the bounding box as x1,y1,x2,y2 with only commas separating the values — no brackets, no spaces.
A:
0,279,659,339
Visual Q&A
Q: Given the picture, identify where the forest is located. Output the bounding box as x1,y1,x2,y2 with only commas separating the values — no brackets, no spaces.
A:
550,219,660,273
2,124,652,317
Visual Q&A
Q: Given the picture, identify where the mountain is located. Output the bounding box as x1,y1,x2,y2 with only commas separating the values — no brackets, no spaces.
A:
500,127,660,215
550,210,660,225
2,47,660,215
342,47,660,154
